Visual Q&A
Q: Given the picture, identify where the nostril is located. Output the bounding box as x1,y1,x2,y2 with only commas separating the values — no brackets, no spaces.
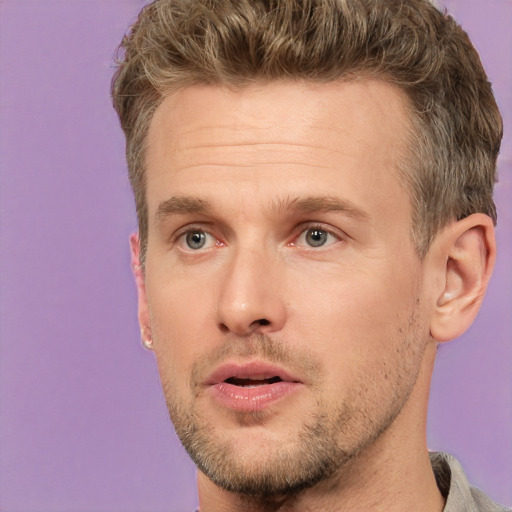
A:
218,323,230,333
218,318,273,335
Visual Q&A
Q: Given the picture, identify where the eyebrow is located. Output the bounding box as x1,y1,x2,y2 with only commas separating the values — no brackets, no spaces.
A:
273,195,371,221
155,194,370,222
156,196,212,219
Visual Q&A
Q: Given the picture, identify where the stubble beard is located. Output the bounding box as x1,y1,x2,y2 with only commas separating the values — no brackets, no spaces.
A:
159,319,427,499
169,397,360,497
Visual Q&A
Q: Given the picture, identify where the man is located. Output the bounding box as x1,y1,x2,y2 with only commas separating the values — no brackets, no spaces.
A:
111,0,508,510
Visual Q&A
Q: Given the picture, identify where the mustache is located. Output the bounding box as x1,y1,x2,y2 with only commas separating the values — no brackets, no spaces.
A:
190,333,321,389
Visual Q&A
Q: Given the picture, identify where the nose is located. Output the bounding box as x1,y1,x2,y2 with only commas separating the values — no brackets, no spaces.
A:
216,245,287,336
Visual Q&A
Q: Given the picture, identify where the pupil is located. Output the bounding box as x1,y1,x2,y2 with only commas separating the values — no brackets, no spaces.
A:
186,231,206,249
306,229,327,247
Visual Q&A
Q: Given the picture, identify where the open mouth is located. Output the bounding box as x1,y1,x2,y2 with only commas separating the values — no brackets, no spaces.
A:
224,376,283,388
206,363,303,411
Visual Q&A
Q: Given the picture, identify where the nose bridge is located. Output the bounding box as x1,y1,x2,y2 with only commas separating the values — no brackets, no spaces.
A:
217,238,286,335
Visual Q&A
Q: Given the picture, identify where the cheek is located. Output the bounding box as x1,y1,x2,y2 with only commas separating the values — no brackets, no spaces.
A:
147,274,218,379
290,263,423,364
293,267,407,328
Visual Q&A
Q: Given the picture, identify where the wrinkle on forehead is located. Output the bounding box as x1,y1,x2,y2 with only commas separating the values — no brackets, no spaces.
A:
145,79,413,235
147,79,410,161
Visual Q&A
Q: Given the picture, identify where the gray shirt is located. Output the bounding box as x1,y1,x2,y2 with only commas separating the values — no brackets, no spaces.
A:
430,452,510,512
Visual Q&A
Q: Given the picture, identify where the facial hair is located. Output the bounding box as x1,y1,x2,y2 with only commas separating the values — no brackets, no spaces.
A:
158,315,427,499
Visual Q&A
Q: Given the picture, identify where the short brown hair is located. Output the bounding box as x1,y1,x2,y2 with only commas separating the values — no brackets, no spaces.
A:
112,0,502,265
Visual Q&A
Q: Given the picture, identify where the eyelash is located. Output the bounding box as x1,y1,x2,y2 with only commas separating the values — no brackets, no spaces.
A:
173,224,220,251
291,223,341,249
172,223,343,252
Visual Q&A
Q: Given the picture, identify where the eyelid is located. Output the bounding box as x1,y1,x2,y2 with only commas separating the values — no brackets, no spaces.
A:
291,223,344,249
169,221,213,240
169,222,345,250
172,224,221,251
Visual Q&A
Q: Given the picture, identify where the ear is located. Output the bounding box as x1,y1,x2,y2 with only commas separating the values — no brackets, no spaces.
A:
130,233,153,348
430,214,496,342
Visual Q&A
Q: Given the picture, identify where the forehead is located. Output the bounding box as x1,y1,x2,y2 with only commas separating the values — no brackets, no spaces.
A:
144,79,412,222
148,79,411,154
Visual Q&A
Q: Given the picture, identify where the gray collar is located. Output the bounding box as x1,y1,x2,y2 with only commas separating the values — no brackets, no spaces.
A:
430,451,510,512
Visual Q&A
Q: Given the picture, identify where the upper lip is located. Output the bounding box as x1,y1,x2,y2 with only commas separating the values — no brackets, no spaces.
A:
204,360,302,386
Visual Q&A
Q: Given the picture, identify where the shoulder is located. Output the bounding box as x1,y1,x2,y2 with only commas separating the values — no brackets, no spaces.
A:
471,487,511,512
429,451,511,512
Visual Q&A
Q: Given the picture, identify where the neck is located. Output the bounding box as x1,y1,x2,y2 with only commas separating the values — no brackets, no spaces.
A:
197,343,444,512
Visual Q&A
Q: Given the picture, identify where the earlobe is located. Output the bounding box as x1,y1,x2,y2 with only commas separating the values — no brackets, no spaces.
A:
430,214,496,343
130,233,153,349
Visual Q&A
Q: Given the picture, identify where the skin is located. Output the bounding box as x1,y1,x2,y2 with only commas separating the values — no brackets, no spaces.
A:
131,80,495,511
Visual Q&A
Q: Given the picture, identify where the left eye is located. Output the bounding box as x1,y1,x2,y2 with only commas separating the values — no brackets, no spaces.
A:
297,227,338,248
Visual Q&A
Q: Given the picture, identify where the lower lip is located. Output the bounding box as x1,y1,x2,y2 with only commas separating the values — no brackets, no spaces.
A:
208,381,303,412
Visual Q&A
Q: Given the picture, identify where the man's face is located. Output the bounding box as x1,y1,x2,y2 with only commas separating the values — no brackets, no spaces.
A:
140,80,433,495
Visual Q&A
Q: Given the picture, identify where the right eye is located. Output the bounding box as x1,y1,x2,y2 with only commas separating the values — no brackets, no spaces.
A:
185,230,207,249
176,229,218,251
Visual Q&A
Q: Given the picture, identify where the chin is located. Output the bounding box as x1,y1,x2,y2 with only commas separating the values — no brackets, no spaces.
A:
173,406,354,498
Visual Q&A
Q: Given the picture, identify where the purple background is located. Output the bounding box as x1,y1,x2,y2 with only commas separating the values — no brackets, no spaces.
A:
0,1,510,510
